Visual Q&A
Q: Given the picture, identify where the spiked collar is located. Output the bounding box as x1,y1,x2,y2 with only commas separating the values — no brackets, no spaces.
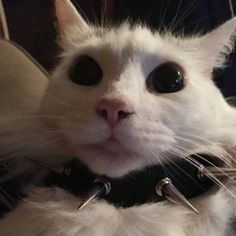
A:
0,154,229,216
44,154,226,213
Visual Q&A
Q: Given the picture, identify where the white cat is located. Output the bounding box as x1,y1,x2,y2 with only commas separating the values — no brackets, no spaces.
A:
1,0,236,235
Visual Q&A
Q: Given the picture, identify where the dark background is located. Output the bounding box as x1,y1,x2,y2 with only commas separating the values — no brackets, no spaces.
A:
2,0,236,97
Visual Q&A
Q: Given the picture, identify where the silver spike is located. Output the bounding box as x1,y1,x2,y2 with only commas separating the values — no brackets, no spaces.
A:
207,167,236,177
78,177,111,210
156,178,199,214
198,165,236,179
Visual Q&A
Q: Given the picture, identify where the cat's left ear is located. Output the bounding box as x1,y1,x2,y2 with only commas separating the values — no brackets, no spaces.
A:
199,17,236,71
55,0,90,43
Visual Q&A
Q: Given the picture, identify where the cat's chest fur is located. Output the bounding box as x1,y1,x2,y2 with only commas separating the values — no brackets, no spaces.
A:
0,187,235,236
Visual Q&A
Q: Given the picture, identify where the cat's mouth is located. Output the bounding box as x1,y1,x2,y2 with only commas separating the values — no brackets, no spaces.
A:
83,136,134,159
74,135,142,177
94,137,125,151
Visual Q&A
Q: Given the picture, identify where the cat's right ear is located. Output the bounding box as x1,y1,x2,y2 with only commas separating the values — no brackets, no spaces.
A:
197,17,236,73
55,0,89,44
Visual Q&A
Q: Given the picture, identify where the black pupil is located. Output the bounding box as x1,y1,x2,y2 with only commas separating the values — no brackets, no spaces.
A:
69,55,103,86
149,63,184,93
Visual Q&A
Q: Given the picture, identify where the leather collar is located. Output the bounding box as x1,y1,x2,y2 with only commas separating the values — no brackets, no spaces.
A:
46,154,217,208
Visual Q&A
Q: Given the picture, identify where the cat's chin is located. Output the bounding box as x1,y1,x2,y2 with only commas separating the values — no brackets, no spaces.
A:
73,140,144,177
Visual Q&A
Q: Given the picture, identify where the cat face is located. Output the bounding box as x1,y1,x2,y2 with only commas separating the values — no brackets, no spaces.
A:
38,0,236,177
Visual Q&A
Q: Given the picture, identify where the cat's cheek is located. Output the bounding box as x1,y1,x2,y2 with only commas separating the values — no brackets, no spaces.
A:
114,120,177,155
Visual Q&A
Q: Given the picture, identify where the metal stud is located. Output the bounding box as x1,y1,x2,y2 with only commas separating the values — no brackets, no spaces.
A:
78,177,111,210
156,178,199,214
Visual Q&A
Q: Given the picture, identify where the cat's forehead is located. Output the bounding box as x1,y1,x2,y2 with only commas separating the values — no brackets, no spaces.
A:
63,24,195,75
68,24,186,59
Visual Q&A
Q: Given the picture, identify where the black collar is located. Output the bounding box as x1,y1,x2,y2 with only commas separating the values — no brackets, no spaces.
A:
46,154,217,208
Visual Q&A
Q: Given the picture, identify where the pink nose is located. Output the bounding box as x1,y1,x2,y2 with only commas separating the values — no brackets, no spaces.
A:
97,99,134,127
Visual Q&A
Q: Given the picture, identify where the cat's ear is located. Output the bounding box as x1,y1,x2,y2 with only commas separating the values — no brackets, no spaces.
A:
55,0,89,43
199,17,236,71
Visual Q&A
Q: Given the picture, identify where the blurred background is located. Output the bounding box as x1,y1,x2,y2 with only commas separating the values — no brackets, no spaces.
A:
2,0,236,97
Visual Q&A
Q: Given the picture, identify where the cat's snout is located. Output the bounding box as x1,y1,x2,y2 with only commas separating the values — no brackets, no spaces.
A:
97,99,134,127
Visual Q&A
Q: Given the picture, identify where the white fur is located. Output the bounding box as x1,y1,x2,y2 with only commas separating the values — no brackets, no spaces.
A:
0,187,236,236
1,0,236,235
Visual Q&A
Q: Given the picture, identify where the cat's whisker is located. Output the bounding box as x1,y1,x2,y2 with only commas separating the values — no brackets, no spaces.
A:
0,129,65,155
100,0,111,28
149,150,172,178
1,127,66,141
168,0,200,33
175,130,235,162
157,3,165,30
159,0,171,31
171,145,234,179
25,157,66,175
71,0,91,26
0,115,66,122
0,135,64,181
168,0,183,32
174,134,233,166
162,147,210,185
169,146,236,199
42,92,73,108
168,146,218,173
206,167,236,176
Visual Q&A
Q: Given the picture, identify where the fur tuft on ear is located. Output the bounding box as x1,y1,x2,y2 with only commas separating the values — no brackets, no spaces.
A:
199,17,236,71
55,0,89,44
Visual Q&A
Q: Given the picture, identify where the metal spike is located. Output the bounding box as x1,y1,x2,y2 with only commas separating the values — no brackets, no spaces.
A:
207,167,236,177
78,178,111,210
198,165,236,180
156,178,199,214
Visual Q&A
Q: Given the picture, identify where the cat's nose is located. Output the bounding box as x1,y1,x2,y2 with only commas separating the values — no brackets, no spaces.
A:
97,99,134,127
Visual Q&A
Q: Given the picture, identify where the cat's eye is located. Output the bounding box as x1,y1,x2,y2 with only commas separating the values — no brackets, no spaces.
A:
147,62,185,93
68,55,103,86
